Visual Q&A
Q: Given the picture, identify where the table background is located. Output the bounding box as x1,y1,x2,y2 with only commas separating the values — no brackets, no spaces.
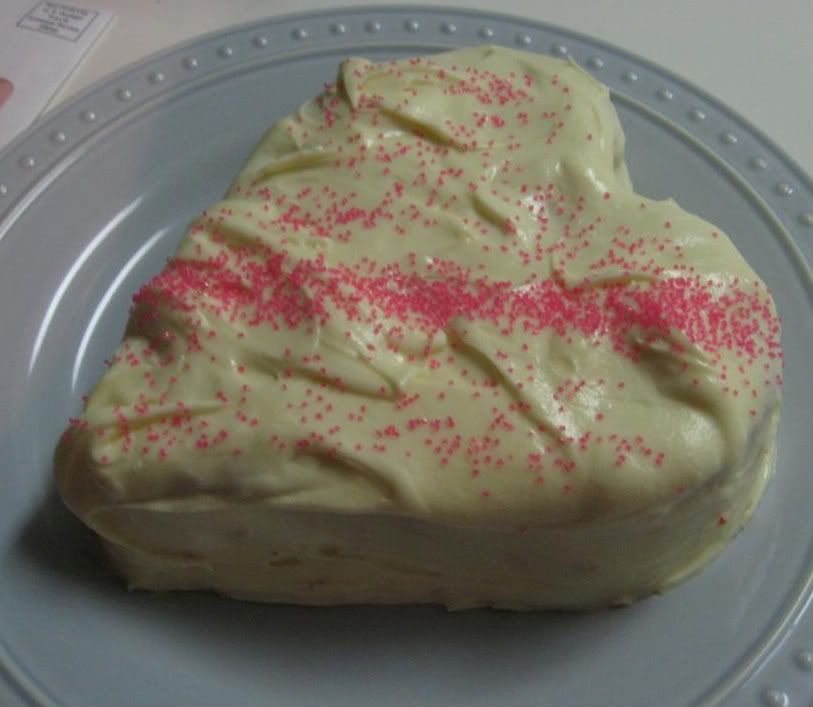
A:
48,0,813,177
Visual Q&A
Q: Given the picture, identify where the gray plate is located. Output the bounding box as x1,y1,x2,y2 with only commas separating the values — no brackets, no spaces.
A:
0,7,811,707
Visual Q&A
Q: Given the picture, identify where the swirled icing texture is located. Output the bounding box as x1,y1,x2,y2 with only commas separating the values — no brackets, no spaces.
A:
55,46,783,609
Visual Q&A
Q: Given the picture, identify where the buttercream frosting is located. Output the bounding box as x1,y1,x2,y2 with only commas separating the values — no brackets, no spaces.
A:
55,46,783,609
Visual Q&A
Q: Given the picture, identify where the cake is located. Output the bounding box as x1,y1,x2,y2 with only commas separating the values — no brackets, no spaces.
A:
54,46,783,610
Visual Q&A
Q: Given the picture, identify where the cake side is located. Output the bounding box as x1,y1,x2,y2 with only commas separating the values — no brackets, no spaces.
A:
54,46,783,609
90,407,777,610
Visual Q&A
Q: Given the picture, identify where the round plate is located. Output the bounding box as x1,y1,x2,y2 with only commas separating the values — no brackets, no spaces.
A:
1,7,811,707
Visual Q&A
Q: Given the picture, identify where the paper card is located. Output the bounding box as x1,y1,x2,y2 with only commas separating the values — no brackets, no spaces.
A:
0,1,113,152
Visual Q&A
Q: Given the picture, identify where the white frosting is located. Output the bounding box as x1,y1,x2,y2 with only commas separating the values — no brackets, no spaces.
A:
55,46,783,609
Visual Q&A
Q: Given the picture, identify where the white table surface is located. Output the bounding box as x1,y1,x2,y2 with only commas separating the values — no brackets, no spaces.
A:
47,0,813,177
